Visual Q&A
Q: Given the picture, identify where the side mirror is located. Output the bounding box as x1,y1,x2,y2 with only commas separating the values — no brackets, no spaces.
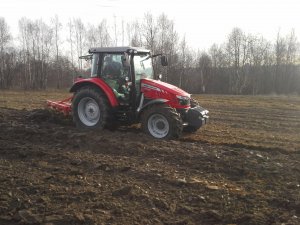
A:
121,52,130,67
161,55,168,66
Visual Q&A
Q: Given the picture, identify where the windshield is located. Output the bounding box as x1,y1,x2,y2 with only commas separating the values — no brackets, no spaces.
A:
134,54,154,81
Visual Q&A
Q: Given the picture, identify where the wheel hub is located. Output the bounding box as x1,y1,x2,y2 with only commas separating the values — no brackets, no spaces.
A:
85,102,99,120
156,121,165,130
78,97,100,126
148,114,169,138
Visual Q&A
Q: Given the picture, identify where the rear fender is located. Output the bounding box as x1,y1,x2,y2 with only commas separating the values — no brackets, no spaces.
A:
70,78,119,107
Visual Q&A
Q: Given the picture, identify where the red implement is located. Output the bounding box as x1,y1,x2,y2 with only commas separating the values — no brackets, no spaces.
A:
46,96,73,115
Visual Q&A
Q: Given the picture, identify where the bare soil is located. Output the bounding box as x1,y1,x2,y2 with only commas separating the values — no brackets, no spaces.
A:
0,91,299,225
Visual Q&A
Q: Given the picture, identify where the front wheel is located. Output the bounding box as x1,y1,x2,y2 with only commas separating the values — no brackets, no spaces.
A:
72,87,109,130
141,105,182,139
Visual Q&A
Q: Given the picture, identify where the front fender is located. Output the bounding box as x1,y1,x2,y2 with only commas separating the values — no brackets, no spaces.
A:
70,78,119,107
138,98,168,115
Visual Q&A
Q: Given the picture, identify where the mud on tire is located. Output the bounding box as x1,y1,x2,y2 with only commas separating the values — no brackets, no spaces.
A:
72,87,109,130
141,104,183,139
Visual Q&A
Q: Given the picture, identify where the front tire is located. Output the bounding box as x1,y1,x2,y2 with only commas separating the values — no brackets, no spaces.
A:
141,104,182,139
72,87,109,130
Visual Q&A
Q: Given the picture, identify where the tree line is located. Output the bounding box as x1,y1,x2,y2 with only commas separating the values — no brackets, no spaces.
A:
0,14,299,94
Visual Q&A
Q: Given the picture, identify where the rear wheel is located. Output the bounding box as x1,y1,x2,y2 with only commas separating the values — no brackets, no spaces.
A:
141,104,182,139
72,87,109,130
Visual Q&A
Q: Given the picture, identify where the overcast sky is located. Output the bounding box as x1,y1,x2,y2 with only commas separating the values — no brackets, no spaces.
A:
1,0,299,50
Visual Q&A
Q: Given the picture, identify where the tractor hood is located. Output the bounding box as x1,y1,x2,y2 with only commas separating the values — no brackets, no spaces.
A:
141,78,190,97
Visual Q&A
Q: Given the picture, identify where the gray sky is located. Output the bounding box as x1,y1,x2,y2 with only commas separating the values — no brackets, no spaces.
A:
1,0,299,50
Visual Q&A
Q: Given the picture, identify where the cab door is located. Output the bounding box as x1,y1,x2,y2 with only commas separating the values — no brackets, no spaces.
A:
99,53,131,105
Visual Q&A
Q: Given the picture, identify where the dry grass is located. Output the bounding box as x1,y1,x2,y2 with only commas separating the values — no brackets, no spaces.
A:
1,90,299,152
0,89,71,110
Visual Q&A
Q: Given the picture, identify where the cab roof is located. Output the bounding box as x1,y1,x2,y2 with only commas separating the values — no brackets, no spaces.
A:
88,46,150,54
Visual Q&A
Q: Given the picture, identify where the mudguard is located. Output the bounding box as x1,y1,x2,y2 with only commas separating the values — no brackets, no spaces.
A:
138,98,168,114
70,78,119,107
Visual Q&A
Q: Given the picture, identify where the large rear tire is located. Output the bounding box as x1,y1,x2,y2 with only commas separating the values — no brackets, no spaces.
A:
141,104,182,139
72,87,109,130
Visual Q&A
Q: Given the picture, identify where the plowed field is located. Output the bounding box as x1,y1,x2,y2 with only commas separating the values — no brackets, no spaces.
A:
0,91,299,225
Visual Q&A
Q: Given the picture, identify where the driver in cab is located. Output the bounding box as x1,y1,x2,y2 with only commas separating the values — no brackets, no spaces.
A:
102,55,128,102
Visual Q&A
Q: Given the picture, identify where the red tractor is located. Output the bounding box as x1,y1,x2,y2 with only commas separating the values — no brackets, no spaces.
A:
47,47,209,139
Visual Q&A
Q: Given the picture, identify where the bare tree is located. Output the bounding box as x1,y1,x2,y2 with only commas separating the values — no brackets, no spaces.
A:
97,19,111,47
0,17,12,88
142,13,157,54
67,19,75,69
113,15,118,45
86,24,97,48
73,18,86,70
121,19,125,46
226,28,249,94
156,14,178,82
275,31,287,66
52,15,62,88
210,44,228,68
18,17,32,89
127,20,142,47
197,52,212,93
178,36,187,88
39,19,53,89
286,29,298,64
0,15,299,94
285,29,299,93
274,30,287,93
247,35,272,94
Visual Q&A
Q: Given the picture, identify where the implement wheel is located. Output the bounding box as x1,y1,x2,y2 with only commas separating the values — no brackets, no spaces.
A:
141,104,182,139
72,87,109,130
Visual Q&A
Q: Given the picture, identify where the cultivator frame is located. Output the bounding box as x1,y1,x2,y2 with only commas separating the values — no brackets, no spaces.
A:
46,96,73,115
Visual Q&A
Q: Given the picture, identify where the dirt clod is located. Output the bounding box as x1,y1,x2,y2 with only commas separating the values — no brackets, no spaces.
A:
112,186,133,197
18,210,41,224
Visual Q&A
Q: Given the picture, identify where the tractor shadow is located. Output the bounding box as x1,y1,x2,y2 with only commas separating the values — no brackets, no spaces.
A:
106,123,142,134
27,108,142,135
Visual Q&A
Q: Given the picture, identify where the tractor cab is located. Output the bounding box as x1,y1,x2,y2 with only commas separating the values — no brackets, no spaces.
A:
84,47,168,109
87,47,153,105
47,47,209,139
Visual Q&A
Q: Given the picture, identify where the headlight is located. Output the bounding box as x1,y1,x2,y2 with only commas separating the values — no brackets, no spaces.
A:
176,95,190,105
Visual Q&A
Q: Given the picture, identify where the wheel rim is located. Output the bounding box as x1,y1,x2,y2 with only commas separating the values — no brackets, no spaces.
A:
78,97,100,126
147,113,169,138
